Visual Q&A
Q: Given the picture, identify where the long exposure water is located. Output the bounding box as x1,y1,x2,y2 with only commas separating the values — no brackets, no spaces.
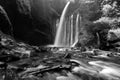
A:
54,1,80,47
69,58,120,80
54,1,71,47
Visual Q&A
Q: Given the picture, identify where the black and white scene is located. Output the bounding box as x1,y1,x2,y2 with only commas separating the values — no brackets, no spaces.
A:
0,0,120,80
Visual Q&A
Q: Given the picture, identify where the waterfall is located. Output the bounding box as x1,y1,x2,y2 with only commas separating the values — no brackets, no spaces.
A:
54,1,80,47
71,13,80,47
54,1,71,47
70,15,74,46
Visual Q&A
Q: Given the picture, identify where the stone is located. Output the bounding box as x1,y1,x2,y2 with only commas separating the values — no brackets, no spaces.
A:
0,0,57,46
0,5,13,35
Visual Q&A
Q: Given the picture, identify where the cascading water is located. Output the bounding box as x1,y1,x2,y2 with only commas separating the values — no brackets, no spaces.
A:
54,1,80,47
70,15,74,46
54,1,71,47
71,13,80,47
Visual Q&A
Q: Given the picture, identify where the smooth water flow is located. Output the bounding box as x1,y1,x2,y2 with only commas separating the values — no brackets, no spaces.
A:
54,1,80,47
71,13,80,47
54,1,71,47
70,15,74,46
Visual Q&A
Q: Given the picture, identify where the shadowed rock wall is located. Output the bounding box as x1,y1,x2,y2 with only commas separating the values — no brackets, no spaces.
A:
0,0,65,46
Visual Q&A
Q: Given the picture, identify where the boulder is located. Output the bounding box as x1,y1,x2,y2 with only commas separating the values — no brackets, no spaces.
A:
107,28,120,48
108,28,120,41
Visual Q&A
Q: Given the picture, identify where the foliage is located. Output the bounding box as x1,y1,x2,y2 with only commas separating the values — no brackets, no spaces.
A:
78,0,104,48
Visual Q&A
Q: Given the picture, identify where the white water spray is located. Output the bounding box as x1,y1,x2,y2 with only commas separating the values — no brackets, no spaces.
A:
54,1,80,47
54,1,71,47
71,13,80,47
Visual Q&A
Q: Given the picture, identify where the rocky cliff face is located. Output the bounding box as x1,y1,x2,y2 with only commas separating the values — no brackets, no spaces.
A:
0,0,116,49
0,0,65,46
0,5,13,35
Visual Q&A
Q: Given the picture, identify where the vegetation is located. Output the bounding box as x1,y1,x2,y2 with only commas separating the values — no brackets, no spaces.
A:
78,0,120,50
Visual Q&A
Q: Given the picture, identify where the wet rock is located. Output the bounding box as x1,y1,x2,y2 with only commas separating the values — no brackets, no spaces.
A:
0,5,13,36
0,0,56,46
0,31,34,62
108,28,120,41
107,28,120,48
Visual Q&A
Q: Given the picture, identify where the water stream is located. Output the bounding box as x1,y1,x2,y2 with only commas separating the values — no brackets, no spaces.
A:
54,1,80,47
